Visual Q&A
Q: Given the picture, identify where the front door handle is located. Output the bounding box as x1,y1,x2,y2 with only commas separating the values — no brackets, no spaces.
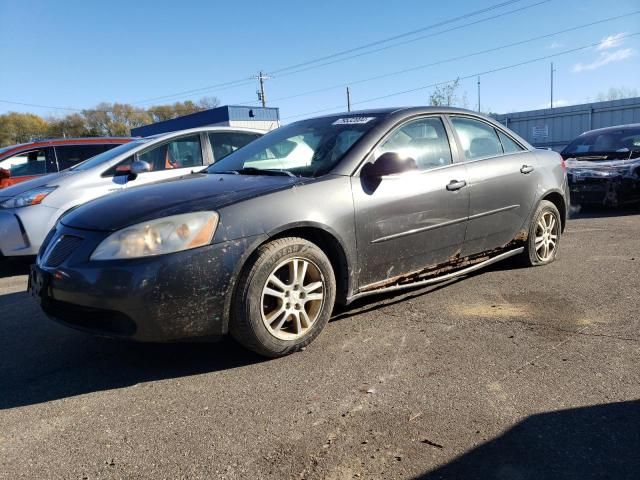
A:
520,165,535,174
446,179,467,191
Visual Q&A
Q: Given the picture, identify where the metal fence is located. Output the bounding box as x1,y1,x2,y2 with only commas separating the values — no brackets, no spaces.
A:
493,97,640,151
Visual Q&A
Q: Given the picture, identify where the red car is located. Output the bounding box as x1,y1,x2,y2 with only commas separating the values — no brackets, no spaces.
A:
0,137,134,189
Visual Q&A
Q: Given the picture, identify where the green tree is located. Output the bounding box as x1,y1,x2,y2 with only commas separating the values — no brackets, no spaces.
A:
0,112,49,145
0,96,222,146
46,113,89,138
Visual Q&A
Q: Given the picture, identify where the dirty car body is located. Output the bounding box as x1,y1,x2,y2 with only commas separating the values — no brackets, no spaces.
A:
30,107,569,354
562,124,640,206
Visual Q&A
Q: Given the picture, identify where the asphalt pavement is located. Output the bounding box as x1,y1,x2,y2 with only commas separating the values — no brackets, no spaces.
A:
1,207,639,479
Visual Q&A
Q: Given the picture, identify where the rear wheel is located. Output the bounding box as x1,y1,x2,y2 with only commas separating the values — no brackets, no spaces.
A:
520,200,561,266
230,237,336,357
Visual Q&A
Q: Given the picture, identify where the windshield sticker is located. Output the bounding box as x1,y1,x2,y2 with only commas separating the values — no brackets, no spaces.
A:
332,117,375,125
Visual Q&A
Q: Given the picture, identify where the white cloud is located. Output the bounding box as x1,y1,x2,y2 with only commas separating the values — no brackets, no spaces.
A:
548,41,562,50
573,48,635,73
596,33,626,51
539,99,569,109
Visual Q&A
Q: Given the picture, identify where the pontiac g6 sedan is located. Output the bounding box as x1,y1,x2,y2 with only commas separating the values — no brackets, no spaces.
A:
30,107,569,357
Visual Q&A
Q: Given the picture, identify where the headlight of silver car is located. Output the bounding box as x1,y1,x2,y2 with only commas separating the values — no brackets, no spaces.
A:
0,186,57,208
90,212,219,260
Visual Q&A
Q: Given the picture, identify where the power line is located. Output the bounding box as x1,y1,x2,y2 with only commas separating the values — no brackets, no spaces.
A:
270,0,528,74
269,1,550,80
232,11,639,106
129,0,535,105
281,32,640,121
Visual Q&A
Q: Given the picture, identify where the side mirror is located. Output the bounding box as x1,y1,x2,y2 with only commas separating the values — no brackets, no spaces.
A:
130,160,151,176
0,168,10,179
363,152,417,178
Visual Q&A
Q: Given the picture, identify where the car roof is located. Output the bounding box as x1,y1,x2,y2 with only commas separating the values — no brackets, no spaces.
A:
143,125,266,141
308,106,485,120
0,137,134,159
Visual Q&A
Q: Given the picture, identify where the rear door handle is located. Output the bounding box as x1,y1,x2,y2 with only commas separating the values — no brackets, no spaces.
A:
520,165,534,174
446,179,467,191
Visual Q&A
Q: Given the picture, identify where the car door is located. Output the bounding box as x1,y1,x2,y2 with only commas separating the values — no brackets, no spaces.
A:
352,115,470,288
447,115,539,255
0,147,56,185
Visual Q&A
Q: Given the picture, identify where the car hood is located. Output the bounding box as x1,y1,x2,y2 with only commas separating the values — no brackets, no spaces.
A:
61,173,307,231
0,170,76,198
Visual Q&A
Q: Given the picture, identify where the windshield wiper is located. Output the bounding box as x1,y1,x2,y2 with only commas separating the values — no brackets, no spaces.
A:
213,167,296,177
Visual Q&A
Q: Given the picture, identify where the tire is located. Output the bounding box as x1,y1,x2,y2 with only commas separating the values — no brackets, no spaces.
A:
230,237,336,357
520,200,561,267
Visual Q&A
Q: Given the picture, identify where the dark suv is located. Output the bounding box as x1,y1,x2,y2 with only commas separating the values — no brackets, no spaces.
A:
0,137,133,189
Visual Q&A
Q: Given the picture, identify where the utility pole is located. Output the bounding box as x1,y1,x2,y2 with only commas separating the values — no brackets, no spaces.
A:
254,71,270,107
346,86,352,112
550,62,555,109
477,76,481,112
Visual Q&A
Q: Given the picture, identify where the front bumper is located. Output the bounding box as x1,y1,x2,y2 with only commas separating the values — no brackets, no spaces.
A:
0,204,60,257
31,224,263,341
568,173,640,206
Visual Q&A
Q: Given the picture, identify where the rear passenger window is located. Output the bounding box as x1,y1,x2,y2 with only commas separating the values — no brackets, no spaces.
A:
450,117,502,160
55,144,113,170
209,132,260,161
497,131,524,154
377,117,452,170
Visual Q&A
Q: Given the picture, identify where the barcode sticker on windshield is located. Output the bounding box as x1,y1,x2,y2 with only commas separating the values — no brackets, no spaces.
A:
332,117,375,125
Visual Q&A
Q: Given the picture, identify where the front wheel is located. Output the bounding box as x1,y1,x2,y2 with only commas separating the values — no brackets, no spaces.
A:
520,200,561,267
230,237,336,357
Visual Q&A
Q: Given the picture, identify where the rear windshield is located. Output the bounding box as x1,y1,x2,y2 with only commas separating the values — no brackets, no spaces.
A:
562,127,640,156
69,140,148,171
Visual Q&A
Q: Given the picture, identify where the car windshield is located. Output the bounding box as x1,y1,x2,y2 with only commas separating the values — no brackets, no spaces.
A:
69,140,148,171
206,115,383,177
562,127,640,156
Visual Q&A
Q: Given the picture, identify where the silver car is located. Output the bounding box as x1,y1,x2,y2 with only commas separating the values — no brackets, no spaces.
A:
0,127,262,258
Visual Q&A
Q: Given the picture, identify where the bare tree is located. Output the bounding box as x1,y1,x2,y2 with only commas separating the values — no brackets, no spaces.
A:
596,87,639,102
429,78,468,107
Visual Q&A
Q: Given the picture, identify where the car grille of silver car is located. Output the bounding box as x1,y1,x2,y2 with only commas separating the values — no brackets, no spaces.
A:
43,235,83,267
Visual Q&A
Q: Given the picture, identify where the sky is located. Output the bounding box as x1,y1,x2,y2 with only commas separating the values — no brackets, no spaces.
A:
1,0,639,122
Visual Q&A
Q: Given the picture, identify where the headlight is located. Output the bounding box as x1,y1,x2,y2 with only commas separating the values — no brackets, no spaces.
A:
90,212,219,260
0,186,56,208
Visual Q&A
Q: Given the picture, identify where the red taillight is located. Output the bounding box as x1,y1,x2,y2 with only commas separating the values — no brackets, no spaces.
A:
560,157,567,172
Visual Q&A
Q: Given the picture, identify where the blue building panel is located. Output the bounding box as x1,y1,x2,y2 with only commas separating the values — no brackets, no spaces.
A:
131,105,280,137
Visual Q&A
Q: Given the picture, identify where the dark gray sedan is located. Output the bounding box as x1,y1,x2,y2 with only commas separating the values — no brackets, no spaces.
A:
30,107,569,357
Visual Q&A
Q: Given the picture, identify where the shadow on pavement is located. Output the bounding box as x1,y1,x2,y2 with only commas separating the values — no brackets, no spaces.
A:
417,400,640,480
0,255,33,279
0,291,263,410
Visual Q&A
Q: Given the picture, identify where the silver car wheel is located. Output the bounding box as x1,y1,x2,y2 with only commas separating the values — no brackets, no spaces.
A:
261,257,325,341
534,211,558,262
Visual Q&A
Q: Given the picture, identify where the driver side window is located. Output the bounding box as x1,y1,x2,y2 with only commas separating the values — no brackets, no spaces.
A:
102,135,204,177
377,117,452,171
137,135,203,171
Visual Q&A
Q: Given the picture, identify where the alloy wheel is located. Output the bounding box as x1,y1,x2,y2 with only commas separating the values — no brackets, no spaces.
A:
261,257,325,340
534,211,559,262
